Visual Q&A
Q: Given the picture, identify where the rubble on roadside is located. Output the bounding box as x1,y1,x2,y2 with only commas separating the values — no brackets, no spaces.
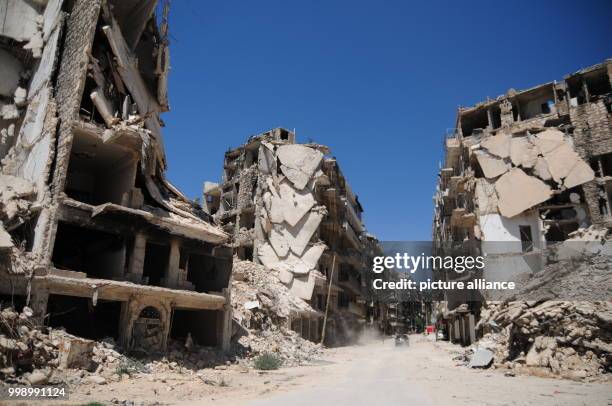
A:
471,300,611,381
0,303,242,386
231,259,323,366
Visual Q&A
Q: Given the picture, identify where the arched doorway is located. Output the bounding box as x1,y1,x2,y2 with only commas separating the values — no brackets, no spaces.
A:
131,306,164,353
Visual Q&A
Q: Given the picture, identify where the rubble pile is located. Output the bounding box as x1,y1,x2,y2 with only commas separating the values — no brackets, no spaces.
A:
506,250,612,302
0,303,239,386
231,259,322,366
475,300,611,381
0,174,39,275
142,340,231,373
0,306,58,383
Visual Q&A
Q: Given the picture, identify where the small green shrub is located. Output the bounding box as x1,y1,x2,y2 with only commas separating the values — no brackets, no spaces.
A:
253,352,282,370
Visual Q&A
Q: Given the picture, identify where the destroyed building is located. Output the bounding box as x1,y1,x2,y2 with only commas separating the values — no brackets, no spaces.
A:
432,59,612,346
0,0,233,354
205,128,382,344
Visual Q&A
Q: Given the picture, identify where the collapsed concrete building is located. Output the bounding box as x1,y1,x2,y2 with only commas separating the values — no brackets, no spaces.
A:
432,59,612,345
205,129,381,344
0,0,233,354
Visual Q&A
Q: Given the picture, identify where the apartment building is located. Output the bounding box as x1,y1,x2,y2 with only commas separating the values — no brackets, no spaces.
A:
432,59,612,345
0,0,233,353
205,128,381,344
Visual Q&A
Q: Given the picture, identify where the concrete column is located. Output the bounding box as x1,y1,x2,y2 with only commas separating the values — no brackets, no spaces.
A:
127,232,146,282
118,300,131,348
468,313,476,345
302,317,310,340
29,288,49,325
166,239,181,288
216,287,233,352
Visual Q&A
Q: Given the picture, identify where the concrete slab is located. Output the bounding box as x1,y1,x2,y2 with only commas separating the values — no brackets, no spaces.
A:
495,168,552,218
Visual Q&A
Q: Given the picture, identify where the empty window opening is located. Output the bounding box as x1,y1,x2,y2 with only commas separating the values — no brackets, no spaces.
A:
179,248,189,270
545,222,579,242
338,292,350,308
585,69,612,98
239,211,255,229
511,103,520,121
489,105,502,129
65,132,137,205
519,225,533,252
143,242,169,286
244,148,259,167
316,294,324,311
187,254,230,293
566,76,587,105
9,213,39,252
0,294,26,312
460,108,488,137
47,295,122,340
170,309,220,347
338,266,349,282
599,153,612,177
279,129,290,140
598,183,612,218
237,246,253,261
516,86,555,120
52,222,126,279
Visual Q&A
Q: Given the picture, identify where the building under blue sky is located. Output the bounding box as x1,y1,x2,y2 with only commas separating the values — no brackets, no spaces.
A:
161,0,611,240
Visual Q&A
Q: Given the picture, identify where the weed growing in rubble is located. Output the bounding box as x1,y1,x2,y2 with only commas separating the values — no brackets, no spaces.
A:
253,353,282,370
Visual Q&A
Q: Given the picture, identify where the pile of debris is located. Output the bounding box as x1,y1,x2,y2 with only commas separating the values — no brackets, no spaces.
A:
0,306,58,384
0,304,127,385
231,259,322,366
503,241,612,302
473,300,611,381
0,303,239,386
0,174,39,275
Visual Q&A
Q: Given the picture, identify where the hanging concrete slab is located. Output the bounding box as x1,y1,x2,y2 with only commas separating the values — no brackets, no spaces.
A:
278,180,316,227
533,129,565,154
495,168,552,218
563,160,595,189
481,132,511,159
276,144,323,190
476,152,510,179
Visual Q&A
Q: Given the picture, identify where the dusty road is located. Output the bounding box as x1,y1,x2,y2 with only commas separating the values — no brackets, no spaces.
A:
67,336,611,406
245,337,611,406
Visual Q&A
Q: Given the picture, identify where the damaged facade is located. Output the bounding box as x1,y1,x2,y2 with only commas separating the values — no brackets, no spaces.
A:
0,0,233,354
432,59,612,346
205,128,381,345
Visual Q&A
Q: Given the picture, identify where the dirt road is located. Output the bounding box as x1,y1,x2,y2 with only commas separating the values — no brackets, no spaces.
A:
245,336,610,406
69,336,611,406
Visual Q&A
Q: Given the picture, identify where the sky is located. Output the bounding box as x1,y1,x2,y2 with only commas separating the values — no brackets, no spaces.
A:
161,0,612,241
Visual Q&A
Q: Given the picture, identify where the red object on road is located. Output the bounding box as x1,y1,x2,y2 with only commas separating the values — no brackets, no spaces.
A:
425,325,435,334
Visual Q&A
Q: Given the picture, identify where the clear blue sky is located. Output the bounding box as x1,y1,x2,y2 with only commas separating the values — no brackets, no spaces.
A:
162,0,611,241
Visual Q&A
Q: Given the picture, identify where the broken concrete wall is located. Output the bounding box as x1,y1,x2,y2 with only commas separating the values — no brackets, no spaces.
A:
256,143,328,300
570,98,612,225
433,59,612,349
0,0,67,261
0,0,234,357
